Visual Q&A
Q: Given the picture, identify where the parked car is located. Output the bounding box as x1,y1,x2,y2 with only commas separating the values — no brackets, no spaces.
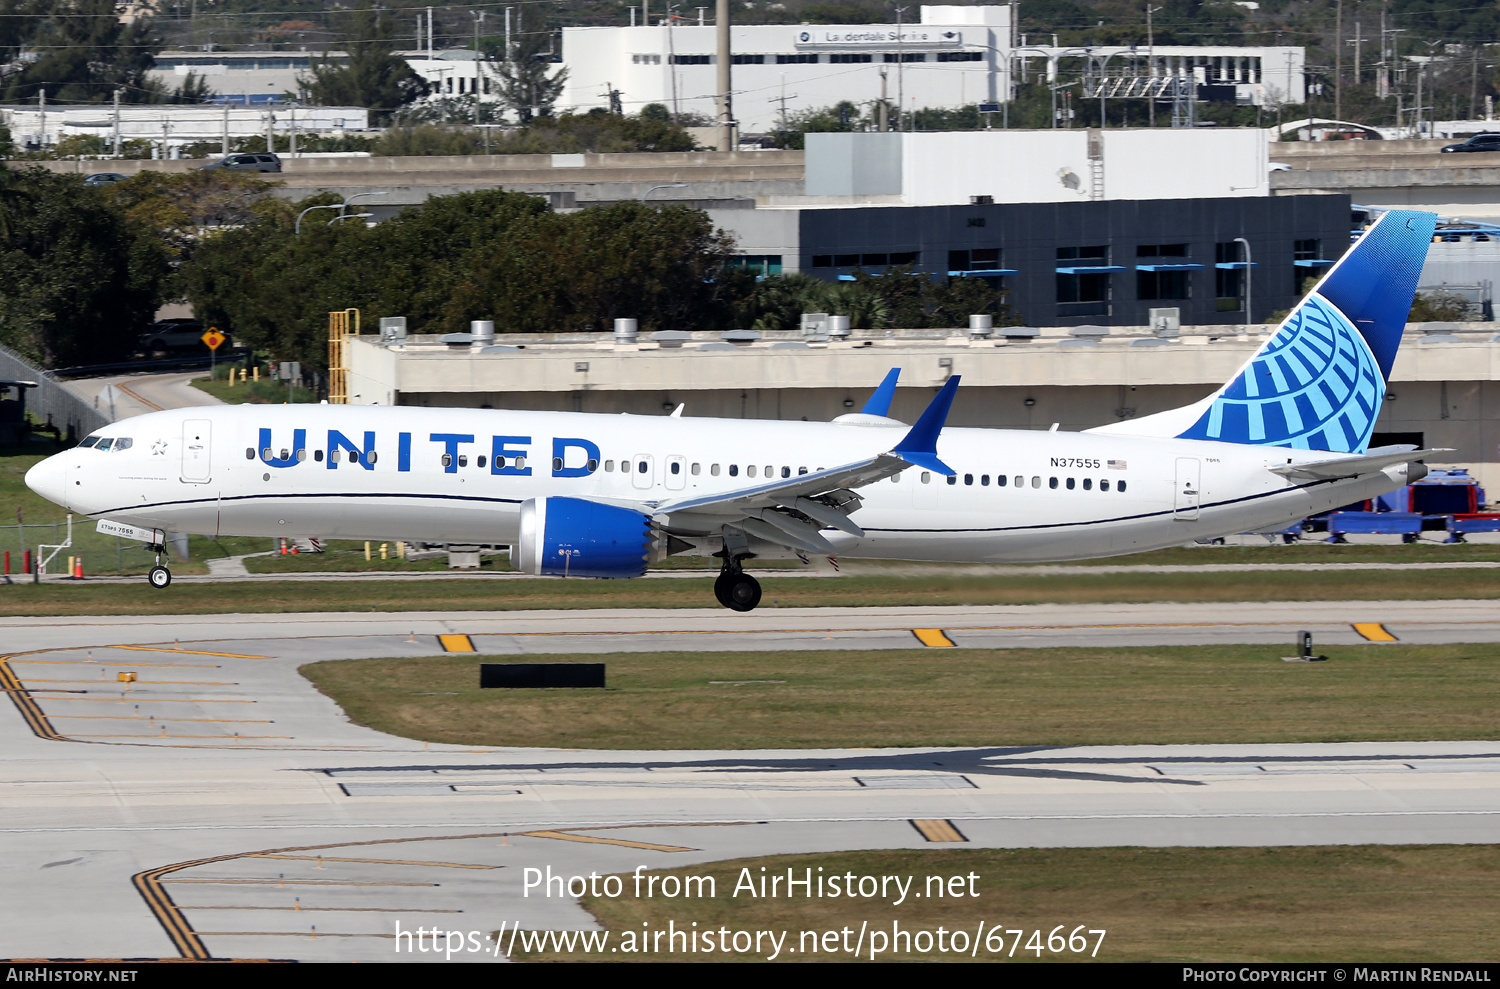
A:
137,319,231,354
197,152,282,173
1441,134,1500,153
83,172,127,186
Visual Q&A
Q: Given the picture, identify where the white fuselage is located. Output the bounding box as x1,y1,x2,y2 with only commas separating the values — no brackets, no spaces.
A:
28,405,1415,563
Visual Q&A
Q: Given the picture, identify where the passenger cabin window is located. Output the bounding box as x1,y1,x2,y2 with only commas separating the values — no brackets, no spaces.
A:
964,474,973,486
605,460,614,472
637,460,648,474
586,458,598,471
729,464,738,476
1066,477,1075,489
691,463,701,476
441,454,452,467
1119,480,1128,492
1049,477,1059,489
1083,478,1092,490
921,472,931,483
671,462,681,475
314,450,324,462
244,447,254,459
711,464,720,476
947,475,957,485
1031,476,1041,488
747,465,757,478
1101,479,1110,491
997,475,1007,487
478,455,487,468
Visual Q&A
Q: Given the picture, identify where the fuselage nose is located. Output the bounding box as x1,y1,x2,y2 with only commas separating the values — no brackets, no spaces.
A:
24,452,72,511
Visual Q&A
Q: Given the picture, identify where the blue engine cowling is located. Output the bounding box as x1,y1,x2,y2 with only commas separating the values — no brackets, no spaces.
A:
516,497,653,578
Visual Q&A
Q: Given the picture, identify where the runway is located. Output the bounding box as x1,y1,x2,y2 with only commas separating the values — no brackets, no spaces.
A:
3,602,1498,961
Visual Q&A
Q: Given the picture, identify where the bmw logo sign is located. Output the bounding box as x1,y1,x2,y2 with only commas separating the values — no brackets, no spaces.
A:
799,31,810,41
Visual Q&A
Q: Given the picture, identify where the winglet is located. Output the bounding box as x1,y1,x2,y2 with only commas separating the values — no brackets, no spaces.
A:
891,376,959,475
860,368,901,416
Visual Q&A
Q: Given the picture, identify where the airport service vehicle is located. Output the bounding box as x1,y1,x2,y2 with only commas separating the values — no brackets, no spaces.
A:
26,210,1443,611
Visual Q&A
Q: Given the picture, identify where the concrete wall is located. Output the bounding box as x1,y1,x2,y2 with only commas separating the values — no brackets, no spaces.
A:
1103,129,1268,200
804,133,904,197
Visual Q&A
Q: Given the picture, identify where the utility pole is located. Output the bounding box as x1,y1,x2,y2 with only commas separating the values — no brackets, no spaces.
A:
112,88,122,157
1334,0,1342,121
895,5,907,131
37,88,44,152
877,68,888,131
221,97,228,155
427,6,434,62
716,0,734,151
1147,4,1161,126
1352,20,1362,82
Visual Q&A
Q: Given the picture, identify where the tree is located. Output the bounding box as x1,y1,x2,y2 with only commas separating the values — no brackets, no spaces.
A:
494,26,568,123
0,166,168,368
301,5,428,122
0,0,161,105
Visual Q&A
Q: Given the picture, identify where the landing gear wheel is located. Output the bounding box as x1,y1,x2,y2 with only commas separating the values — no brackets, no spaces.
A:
720,572,761,613
148,565,172,589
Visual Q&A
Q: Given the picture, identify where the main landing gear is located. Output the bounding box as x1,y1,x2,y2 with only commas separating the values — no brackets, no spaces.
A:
147,543,171,589
714,560,761,612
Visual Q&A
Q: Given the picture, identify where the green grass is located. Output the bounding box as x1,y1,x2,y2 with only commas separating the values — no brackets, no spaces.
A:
190,366,317,404
7,567,1500,615
513,846,1500,962
299,643,1500,749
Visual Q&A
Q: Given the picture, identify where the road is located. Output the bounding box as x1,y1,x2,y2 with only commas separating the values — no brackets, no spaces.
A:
62,371,223,421
1,604,1497,960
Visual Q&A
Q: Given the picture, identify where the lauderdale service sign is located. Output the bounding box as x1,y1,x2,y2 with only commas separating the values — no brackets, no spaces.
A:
793,28,963,48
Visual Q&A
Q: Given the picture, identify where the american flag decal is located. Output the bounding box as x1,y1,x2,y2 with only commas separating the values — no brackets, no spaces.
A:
1107,459,1127,469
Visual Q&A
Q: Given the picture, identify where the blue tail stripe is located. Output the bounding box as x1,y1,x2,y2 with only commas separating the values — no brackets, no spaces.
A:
1175,209,1434,454
861,368,901,416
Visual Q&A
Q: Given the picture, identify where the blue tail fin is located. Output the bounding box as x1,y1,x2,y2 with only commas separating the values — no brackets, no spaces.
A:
1172,209,1437,453
861,368,901,416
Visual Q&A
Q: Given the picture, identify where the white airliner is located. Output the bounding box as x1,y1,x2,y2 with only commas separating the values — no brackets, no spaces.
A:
27,209,1441,611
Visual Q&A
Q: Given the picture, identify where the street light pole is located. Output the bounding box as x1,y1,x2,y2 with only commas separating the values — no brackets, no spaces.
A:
296,191,390,233
1234,236,1253,334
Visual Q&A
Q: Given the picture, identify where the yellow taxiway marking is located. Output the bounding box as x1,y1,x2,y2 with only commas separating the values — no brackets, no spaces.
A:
163,879,438,887
43,696,253,704
911,628,956,648
438,634,476,653
11,660,220,668
251,854,498,870
48,715,272,723
1352,623,1399,642
24,679,238,685
70,734,292,739
185,906,461,913
910,819,968,843
116,645,271,659
518,830,694,852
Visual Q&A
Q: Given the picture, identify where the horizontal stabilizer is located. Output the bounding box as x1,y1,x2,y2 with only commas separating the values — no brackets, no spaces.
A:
1270,448,1452,482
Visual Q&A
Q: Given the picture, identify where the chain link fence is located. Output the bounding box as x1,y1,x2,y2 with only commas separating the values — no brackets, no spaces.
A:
0,342,109,443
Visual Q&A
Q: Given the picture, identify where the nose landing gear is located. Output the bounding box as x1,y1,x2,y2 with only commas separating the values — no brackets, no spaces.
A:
713,560,761,612
147,543,171,589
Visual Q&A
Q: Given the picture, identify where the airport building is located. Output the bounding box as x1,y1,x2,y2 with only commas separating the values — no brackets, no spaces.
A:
559,5,1305,132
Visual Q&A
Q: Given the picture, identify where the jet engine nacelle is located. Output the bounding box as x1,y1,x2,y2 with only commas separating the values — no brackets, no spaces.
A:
516,496,653,578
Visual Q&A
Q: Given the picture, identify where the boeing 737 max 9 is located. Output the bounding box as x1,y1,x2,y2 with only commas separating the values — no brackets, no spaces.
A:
26,209,1443,611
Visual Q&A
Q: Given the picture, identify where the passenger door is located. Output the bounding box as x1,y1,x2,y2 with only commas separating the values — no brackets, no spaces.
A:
631,454,654,490
181,420,211,483
664,455,687,491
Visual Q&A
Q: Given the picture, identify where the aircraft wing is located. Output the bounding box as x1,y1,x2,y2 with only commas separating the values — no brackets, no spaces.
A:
1269,447,1452,482
649,377,961,554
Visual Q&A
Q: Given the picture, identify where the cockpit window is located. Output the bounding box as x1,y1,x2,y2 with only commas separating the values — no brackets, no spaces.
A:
113,437,132,451
78,436,100,448
95,437,114,451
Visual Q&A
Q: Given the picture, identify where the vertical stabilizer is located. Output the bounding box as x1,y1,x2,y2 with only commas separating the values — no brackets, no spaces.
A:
1089,209,1437,453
